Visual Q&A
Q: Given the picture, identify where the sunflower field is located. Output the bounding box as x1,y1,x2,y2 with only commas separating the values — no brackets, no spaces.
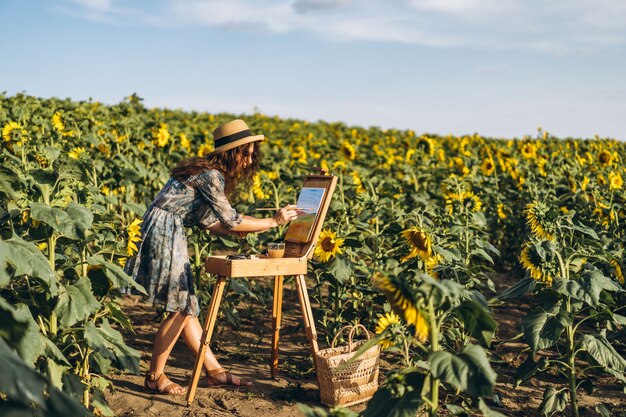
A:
1,92,625,417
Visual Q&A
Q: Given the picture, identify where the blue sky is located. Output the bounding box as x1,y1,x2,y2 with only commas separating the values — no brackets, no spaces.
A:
1,0,625,139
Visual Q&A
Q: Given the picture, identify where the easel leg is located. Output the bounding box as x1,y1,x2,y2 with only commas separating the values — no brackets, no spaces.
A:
186,276,227,405
294,274,319,360
271,275,284,379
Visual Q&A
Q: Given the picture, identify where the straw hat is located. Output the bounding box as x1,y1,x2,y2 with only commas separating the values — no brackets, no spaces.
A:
208,119,264,156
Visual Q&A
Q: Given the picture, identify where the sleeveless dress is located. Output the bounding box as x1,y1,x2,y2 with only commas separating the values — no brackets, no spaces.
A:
125,169,243,317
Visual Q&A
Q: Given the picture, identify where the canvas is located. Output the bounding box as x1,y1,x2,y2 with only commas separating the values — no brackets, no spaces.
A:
284,187,326,243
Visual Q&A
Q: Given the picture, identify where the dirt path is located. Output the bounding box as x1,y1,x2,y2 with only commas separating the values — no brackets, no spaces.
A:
106,281,366,417
105,276,626,416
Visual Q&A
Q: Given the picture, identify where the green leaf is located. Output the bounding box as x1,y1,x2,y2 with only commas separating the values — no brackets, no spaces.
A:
362,381,423,417
218,236,241,248
12,304,45,365
0,235,58,295
46,358,69,390
91,388,116,417
521,304,568,355
0,337,90,416
106,301,134,333
611,313,626,326
538,386,568,416
553,271,623,308
580,334,626,373
0,297,29,345
471,248,494,264
53,277,101,328
429,344,497,398
569,224,599,240
0,165,23,199
496,277,537,300
84,319,140,374
30,202,93,240
87,256,147,295
514,355,548,387
42,337,70,366
327,256,352,284
453,300,497,347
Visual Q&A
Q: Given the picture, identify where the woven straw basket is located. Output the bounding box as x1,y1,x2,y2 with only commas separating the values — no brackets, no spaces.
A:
315,324,380,407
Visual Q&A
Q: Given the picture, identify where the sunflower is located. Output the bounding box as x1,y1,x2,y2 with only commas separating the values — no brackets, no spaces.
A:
126,218,143,256
519,244,553,286
97,142,110,156
252,173,269,199
197,142,213,157
35,154,49,168
2,121,28,145
608,171,623,190
179,133,191,152
152,123,170,148
524,202,555,241
445,191,482,214
497,203,507,220
350,171,365,193
611,259,624,285
598,150,613,166
520,142,537,159
375,312,401,349
68,147,86,160
117,257,127,268
481,158,495,176
314,229,344,262
52,112,66,132
332,160,347,171
292,146,307,164
373,273,428,342
416,136,435,156
537,157,548,177
400,226,432,262
341,141,356,161
581,176,590,191
450,157,469,176
52,112,74,136
425,253,444,279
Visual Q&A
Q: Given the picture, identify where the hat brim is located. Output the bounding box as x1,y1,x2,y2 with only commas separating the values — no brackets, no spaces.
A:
206,134,265,157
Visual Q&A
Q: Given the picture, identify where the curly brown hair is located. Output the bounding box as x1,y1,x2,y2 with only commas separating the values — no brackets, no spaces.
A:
170,142,262,195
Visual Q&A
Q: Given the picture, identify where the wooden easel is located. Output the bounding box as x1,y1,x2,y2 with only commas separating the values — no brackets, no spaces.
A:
186,172,337,405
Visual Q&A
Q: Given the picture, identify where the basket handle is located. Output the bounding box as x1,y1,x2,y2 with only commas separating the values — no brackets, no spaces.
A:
330,324,371,352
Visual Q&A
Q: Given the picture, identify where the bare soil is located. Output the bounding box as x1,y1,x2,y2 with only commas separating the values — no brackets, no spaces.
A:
105,275,626,417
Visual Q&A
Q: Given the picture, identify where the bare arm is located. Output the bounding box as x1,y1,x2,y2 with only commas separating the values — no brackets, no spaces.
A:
230,205,298,233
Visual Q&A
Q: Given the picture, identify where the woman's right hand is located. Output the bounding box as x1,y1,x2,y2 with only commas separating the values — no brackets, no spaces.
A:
273,204,299,226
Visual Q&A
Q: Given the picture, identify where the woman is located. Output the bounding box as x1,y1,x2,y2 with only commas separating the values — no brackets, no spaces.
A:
126,119,298,394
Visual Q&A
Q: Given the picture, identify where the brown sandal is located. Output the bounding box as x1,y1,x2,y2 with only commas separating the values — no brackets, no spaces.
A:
144,372,187,395
206,367,252,388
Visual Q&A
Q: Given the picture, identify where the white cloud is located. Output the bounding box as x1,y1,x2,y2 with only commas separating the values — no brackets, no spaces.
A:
69,0,116,12
60,0,626,53
293,0,353,13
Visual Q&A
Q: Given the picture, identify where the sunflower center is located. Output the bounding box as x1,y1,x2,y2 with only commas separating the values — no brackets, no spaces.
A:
321,237,335,252
410,232,429,251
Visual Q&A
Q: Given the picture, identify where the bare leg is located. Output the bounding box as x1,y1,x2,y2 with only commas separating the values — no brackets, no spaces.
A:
181,317,251,386
148,312,190,394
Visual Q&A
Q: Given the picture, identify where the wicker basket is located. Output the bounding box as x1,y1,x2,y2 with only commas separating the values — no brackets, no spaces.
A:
315,324,380,407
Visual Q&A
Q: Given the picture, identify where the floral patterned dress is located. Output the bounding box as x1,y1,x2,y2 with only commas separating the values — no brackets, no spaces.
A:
125,169,243,317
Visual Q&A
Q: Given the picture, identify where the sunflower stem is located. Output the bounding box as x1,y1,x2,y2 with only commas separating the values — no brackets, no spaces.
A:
427,297,439,417
565,297,580,417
